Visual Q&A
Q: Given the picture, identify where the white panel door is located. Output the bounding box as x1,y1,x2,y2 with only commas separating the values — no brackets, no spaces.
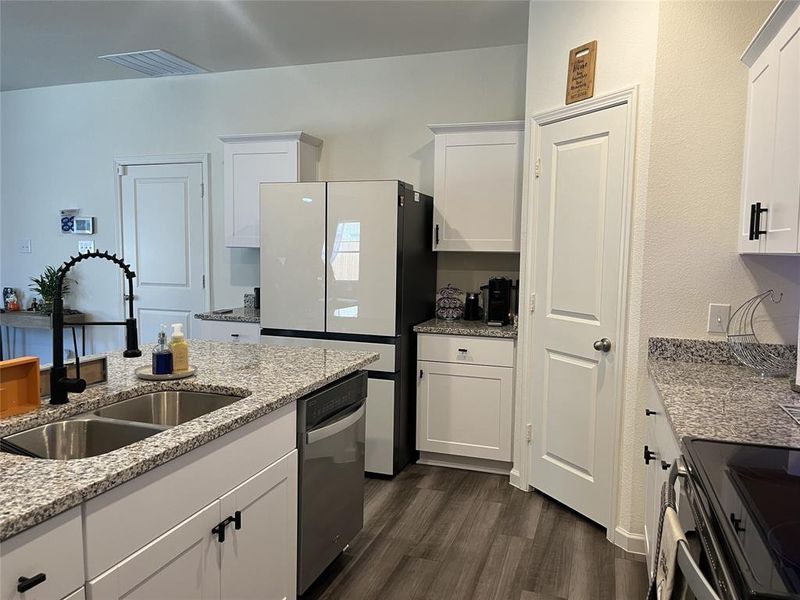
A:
417,361,512,461
121,163,207,343
219,451,297,600
365,378,395,475
530,102,630,527
765,7,800,254
260,182,326,332
326,181,398,336
86,501,220,600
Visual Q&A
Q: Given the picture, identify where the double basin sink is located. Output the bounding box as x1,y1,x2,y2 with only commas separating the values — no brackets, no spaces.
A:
1,391,243,460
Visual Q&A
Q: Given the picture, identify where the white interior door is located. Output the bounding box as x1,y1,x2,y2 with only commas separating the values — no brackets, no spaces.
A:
326,181,398,336
121,163,207,343
529,101,631,528
260,182,326,332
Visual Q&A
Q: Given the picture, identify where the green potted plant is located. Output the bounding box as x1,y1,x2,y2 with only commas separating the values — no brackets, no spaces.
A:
29,266,75,315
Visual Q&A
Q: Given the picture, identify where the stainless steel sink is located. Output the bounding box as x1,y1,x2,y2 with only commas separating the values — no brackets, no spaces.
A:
92,391,243,427
2,418,167,460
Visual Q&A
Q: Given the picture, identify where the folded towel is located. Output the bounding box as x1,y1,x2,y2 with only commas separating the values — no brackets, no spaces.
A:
655,506,686,600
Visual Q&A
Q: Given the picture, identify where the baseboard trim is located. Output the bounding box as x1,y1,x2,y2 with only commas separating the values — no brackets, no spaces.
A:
509,468,527,490
613,526,646,555
417,452,512,476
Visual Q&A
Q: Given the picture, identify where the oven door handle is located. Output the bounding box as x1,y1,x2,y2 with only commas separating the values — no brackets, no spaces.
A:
677,539,721,600
306,401,366,444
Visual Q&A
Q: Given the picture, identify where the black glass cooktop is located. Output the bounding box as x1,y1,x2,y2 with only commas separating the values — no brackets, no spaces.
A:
684,438,800,599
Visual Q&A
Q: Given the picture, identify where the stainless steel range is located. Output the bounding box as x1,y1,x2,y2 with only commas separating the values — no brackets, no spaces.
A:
682,438,800,599
296,371,367,595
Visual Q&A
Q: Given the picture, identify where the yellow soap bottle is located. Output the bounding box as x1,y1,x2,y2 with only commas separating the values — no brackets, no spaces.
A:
170,323,189,372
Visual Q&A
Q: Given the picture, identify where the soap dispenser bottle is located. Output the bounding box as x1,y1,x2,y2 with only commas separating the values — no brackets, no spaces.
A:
170,323,189,372
152,326,173,375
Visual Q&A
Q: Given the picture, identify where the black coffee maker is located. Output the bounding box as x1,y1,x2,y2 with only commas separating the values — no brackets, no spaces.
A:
486,277,512,326
463,292,483,321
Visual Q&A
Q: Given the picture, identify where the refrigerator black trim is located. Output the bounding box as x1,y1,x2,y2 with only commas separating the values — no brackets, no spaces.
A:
260,328,400,346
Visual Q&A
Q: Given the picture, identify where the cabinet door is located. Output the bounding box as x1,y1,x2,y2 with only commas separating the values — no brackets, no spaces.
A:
417,360,513,461
87,501,220,600
224,141,298,248
326,181,398,336
433,128,522,252
765,7,800,254
365,377,396,475
740,48,778,253
260,182,326,332
219,451,298,600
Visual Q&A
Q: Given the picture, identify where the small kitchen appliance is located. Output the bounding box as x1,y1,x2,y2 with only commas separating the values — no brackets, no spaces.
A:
463,292,483,321
486,277,512,326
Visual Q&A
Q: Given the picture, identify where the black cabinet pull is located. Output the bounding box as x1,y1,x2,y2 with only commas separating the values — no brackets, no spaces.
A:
751,202,768,240
230,333,240,338
17,573,46,593
457,348,468,353
749,203,757,240
661,460,670,471
434,224,440,246
730,513,745,533
643,445,656,465
645,408,657,416
212,511,242,543
419,369,423,380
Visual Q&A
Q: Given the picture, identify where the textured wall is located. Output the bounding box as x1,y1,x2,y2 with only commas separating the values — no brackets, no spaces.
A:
0,44,527,361
524,0,660,544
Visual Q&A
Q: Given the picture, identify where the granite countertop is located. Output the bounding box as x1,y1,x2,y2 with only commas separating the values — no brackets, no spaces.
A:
194,307,260,324
647,338,800,448
413,318,517,339
0,340,377,541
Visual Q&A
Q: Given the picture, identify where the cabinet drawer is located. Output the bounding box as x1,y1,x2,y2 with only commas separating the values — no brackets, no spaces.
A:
417,334,514,367
194,319,261,343
1,507,83,600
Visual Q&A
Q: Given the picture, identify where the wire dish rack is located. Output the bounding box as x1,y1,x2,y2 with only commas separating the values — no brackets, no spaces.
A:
727,290,793,377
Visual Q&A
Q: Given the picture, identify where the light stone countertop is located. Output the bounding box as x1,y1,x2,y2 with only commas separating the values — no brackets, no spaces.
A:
413,318,517,339
647,338,800,448
0,340,377,541
194,307,259,324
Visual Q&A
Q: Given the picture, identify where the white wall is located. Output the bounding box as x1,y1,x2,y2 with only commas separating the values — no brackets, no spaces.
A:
524,0,660,545
524,0,797,547
1,44,526,361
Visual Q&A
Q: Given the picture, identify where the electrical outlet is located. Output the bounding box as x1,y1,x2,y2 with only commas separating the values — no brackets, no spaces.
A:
18,239,31,254
78,239,95,254
707,303,731,334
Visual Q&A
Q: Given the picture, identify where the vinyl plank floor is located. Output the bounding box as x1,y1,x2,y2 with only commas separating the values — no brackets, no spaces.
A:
302,464,648,600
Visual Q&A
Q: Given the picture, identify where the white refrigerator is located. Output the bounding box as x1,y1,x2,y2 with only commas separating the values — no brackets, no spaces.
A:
259,180,436,475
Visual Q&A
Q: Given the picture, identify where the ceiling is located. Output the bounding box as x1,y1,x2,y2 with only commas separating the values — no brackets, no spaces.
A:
0,0,529,91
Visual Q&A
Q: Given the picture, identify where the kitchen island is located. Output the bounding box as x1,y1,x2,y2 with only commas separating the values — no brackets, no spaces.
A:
0,340,377,600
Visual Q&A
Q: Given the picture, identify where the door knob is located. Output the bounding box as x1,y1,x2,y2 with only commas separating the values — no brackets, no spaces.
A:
593,338,612,352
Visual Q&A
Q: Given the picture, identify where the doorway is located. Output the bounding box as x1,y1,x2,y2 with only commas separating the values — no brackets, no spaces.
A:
115,155,210,343
517,89,637,531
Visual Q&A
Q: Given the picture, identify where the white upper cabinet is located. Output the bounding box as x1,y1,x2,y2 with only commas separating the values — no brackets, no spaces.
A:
220,132,322,248
429,121,524,252
739,1,800,254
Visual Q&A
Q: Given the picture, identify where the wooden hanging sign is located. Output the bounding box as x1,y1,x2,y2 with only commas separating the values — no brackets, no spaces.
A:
565,40,597,104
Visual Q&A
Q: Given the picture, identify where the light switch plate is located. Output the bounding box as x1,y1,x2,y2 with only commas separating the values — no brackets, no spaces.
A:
18,239,31,254
707,303,731,333
78,239,95,254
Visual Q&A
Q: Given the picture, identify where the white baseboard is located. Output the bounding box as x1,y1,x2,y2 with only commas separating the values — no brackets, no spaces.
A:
509,468,528,491
417,451,512,476
613,526,646,555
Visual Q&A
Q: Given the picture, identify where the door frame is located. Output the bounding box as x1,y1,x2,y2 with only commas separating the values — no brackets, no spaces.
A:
112,154,211,321
514,87,638,543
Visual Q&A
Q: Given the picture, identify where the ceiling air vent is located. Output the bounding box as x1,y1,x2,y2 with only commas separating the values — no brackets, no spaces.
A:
98,49,208,77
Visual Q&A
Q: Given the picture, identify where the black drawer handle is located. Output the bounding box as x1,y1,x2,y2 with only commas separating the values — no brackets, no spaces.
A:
212,510,242,543
643,445,656,465
661,460,670,471
230,333,240,338
457,348,468,353
17,573,46,593
645,408,657,416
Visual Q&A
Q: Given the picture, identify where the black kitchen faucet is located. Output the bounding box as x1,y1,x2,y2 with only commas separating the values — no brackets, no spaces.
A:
50,250,141,404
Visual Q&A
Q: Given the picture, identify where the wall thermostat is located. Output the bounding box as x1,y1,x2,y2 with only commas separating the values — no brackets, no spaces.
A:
74,216,94,234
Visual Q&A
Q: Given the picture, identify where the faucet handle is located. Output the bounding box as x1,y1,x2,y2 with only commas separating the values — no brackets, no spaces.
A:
60,377,87,394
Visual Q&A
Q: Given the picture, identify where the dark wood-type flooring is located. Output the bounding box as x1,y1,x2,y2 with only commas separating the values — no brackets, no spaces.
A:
303,464,649,600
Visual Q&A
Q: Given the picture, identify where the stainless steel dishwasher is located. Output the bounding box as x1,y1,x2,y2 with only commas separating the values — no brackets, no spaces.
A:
297,371,367,595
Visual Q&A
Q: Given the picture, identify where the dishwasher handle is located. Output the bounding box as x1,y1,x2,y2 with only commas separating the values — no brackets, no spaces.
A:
677,540,721,600
306,400,366,444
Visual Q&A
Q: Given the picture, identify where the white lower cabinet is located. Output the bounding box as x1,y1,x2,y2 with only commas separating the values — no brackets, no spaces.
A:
219,451,298,600
86,501,220,600
194,320,261,344
88,450,298,600
416,334,515,464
